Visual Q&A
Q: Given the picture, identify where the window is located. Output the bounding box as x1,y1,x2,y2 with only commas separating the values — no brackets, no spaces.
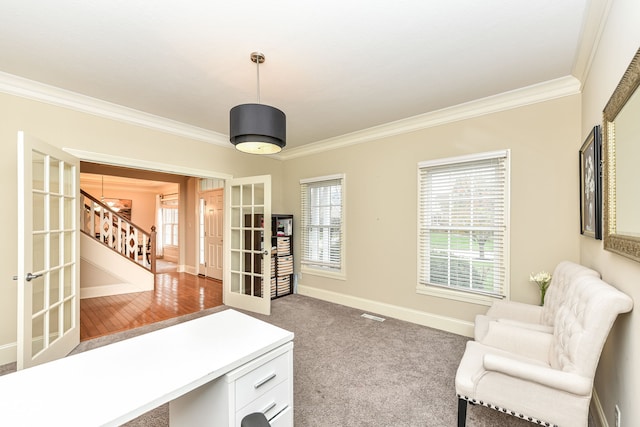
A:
418,151,509,301
161,197,179,247
300,174,345,277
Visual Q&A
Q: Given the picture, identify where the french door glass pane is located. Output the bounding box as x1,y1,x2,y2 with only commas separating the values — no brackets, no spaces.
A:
50,232,60,268
33,193,45,232
63,299,73,333
32,233,45,273
49,269,60,305
63,265,73,298
32,151,45,192
32,276,45,313
32,313,45,355
49,305,60,343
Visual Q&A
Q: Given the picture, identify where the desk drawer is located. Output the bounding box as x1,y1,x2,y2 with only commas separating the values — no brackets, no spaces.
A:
236,380,291,427
235,351,290,409
269,405,293,427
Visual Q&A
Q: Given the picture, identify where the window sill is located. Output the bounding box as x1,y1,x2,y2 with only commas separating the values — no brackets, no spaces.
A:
301,267,346,281
416,284,502,306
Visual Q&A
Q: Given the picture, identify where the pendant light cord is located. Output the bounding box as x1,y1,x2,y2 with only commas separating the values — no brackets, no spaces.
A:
256,56,261,104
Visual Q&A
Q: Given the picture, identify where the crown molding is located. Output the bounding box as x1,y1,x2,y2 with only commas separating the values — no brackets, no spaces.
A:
1,71,580,161
0,71,231,148
278,75,581,160
571,0,613,87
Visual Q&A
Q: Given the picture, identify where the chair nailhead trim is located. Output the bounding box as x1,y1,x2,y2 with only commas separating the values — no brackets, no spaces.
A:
457,394,557,427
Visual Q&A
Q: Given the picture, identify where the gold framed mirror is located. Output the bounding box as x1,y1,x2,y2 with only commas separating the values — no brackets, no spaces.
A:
603,47,640,262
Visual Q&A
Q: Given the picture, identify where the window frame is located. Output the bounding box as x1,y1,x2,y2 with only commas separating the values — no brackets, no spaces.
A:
416,150,510,305
300,174,346,280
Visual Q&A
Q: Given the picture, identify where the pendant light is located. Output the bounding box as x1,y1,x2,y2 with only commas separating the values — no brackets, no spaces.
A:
230,52,286,154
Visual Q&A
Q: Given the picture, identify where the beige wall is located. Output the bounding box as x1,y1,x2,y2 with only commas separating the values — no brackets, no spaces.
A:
580,0,640,425
284,95,581,328
0,92,283,362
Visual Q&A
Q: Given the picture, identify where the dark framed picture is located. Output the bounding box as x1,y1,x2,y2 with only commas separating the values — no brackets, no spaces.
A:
579,125,602,239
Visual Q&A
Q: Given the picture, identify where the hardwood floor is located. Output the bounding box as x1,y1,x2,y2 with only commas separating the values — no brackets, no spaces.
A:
80,271,223,341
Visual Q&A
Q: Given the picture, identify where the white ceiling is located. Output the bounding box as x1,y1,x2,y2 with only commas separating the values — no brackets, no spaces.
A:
0,1,596,151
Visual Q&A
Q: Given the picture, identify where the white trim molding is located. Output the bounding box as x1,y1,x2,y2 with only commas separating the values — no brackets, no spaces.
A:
0,71,230,148
591,387,609,427
279,76,581,160
0,342,16,366
64,148,232,180
571,0,613,88
1,70,581,161
297,284,474,337
80,283,153,299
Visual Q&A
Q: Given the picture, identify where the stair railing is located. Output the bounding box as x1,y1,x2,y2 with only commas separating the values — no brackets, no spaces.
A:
80,190,156,273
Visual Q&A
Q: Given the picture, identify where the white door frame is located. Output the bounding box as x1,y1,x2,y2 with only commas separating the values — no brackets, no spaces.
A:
64,149,232,182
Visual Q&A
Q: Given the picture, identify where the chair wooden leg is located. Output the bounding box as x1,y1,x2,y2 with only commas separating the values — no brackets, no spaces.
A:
457,397,467,427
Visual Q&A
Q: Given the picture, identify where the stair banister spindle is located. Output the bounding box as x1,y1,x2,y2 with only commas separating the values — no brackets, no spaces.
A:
79,190,156,274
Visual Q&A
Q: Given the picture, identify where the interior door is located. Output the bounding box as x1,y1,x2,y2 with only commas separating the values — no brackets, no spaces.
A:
205,189,224,280
17,132,80,369
224,175,271,315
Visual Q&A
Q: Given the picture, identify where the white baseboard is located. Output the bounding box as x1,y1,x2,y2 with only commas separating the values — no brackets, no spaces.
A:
182,265,196,275
0,342,16,365
591,388,608,427
80,282,153,299
297,285,474,337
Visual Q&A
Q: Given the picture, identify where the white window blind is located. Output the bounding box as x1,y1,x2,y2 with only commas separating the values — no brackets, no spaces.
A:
161,195,179,247
418,151,508,297
300,175,344,273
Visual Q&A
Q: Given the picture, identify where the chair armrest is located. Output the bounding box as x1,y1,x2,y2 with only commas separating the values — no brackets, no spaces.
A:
483,353,592,396
497,319,554,334
479,321,552,362
486,300,543,324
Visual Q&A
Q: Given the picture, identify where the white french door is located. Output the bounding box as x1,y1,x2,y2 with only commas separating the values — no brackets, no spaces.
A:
17,132,80,369
224,175,271,315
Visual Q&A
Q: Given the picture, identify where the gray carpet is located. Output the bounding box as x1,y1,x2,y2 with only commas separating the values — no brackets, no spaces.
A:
1,295,593,426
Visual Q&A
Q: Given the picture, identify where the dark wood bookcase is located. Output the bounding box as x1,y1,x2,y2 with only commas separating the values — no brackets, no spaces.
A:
271,214,293,299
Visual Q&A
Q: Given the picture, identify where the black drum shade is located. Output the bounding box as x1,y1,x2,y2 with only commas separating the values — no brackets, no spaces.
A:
230,103,286,154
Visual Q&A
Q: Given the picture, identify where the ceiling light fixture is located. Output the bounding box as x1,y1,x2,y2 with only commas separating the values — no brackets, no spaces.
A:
229,52,286,154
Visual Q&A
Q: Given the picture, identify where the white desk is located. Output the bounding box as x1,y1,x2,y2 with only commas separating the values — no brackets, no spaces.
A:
0,309,294,426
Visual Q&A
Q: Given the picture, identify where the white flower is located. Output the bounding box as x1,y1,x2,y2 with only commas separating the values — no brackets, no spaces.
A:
530,271,551,284
530,271,552,306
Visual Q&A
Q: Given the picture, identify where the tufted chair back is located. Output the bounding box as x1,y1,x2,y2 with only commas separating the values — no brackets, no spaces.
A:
540,261,600,326
548,275,633,376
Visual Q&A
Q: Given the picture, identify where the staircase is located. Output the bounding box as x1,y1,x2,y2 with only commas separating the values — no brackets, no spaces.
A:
80,190,157,298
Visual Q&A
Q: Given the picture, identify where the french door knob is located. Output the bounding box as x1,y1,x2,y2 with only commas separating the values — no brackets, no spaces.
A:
26,272,43,281
12,272,43,281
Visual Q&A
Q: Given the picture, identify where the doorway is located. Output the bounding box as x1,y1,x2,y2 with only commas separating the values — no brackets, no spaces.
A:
76,160,230,339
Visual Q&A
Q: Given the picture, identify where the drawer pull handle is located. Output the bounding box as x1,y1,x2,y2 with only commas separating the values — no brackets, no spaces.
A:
254,373,277,389
261,401,277,414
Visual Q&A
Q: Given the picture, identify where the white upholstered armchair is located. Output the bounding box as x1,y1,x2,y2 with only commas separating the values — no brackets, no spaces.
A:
456,273,633,427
